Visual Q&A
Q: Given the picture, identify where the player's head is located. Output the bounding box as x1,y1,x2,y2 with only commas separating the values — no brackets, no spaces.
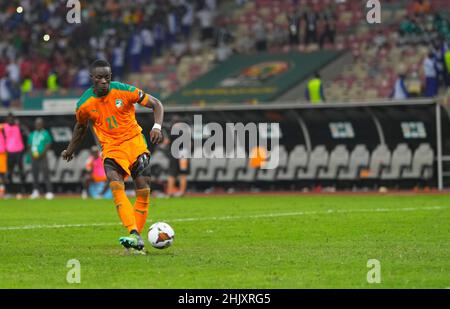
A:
35,117,44,130
90,59,111,97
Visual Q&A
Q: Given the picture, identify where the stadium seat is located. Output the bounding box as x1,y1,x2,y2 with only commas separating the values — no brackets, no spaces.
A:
256,145,286,181
298,145,329,180
339,144,370,180
367,144,392,179
187,148,209,182
318,145,350,179
197,147,228,182
277,145,308,181
236,160,257,182
381,143,413,179
214,158,231,182
272,145,288,180
195,159,217,182
218,157,247,182
403,143,434,179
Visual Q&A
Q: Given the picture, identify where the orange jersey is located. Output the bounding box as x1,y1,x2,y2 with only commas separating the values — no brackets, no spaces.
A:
76,81,150,151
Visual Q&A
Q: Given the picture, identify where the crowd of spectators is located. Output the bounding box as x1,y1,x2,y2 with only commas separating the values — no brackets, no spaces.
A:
0,0,347,108
0,0,220,107
393,0,449,99
1,0,448,108
326,0,450,102
225,0,342,55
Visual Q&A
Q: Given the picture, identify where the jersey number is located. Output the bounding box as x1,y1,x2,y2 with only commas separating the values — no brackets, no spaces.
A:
106,116,118,130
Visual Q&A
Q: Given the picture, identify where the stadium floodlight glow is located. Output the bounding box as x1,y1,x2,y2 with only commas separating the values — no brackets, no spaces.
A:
43,34,50,42
16,6,23,14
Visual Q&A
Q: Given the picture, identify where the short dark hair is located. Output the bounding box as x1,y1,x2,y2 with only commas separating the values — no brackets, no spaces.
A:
90,59,111,71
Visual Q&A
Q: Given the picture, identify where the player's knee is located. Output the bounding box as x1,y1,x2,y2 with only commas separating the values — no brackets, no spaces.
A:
130,153,151,179
106,170,123,182
109,180,125,192
134,176,151,190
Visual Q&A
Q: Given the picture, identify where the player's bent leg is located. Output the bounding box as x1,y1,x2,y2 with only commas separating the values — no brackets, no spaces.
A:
131,153,152,234
110,180,145,251
109,178,138,233
134,176,151,234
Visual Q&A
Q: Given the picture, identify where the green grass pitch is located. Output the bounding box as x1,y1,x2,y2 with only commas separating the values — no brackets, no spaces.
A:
0,194,449,288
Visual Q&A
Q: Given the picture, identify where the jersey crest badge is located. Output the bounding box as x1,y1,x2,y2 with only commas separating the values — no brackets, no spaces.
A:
115,99,123,108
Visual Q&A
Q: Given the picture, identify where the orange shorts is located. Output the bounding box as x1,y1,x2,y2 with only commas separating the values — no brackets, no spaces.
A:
0,153,7,174
102,134,149,177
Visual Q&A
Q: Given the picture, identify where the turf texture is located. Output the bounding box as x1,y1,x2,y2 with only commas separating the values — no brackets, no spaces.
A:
0,194,449,288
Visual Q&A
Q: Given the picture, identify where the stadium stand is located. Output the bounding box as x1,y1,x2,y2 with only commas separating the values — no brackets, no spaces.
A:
6,0,448,108
327,0,450,101
0,0,223,108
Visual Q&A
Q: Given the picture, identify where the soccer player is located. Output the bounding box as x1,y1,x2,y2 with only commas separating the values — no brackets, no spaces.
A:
61,59,164,252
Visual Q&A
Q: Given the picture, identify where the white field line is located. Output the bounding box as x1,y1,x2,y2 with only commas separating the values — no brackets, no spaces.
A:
0,206,446,231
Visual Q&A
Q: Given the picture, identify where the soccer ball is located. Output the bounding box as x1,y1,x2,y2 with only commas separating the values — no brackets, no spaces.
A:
148,222,175,249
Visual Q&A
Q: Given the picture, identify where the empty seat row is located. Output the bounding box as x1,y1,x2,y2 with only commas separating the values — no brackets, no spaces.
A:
9,143,433,184
150,143,435,182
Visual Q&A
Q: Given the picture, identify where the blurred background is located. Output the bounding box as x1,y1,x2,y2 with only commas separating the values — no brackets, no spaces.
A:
0,0,450,198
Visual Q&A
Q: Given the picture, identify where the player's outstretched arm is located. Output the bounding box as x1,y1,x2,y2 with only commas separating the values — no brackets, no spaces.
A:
61,122,88,162
141,94,164,145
